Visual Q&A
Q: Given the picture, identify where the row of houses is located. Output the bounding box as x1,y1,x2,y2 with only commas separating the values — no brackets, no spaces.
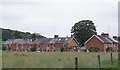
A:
3,35,78,52
3,32,119,52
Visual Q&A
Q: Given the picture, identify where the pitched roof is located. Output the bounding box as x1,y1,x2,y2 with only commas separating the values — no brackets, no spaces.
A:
4,39,13,44
97,35,113,44
106,36,118,44
4,35,118,45
33,37,76,44
4,39,33,45
4,37,78,45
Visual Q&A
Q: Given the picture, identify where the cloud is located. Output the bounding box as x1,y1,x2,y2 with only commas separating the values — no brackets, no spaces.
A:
0,0,119,3
0,1,118,37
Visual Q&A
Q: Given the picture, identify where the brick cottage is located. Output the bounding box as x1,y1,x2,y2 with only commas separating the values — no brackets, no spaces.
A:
85,32,119,52
4,35,79,52
3,38,33,52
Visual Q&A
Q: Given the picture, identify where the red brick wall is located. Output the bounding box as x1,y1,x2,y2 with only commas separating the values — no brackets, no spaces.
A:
31,44,36,48
113,44,118,48
23,44,30,49
18,44,23,51
86,36,104,52
48,44,54,50
9,44,32,51
68,39,78,47
55,43,63,48
114,44,118,51
40,44,47,49
10,44,16,50
68,39,78,52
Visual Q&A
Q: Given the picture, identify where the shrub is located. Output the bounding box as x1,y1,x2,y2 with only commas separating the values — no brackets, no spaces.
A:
61,46,68,52
2,46,6,51
60,47,64,52
30,47,36,52
89,46,99,52
69,46,73,49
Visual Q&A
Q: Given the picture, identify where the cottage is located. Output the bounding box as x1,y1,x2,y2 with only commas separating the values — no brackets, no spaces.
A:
33,35,79,52
4,38,33,52
4,35,79,52
85,33,118,52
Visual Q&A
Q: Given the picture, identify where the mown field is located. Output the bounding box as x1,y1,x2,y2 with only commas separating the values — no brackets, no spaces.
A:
2,51,119,68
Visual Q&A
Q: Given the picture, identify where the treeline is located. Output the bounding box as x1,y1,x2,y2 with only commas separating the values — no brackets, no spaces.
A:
1,28,45,41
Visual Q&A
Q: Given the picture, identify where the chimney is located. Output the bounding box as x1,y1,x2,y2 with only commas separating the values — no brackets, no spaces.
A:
54,35,58,38
93,31,97,35
23,36,26,39
113,36,118,40
71,34,74,38
37,35,41,38
101,33,109,37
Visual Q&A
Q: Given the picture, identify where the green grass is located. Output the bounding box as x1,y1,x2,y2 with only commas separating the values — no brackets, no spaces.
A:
0,50,2,69
2,51,119,68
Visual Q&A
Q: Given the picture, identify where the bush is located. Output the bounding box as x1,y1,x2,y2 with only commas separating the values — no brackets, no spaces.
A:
69,46,73,49
89,46,99,52
61,47,68,52
30,47,36,52
60,47,64,52
2,46,6,51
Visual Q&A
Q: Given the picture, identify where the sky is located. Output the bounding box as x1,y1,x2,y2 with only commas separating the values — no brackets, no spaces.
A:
0,0,119,38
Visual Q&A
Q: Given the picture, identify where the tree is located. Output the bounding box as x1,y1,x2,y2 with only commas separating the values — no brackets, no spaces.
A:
29,33,37,38
2,45,6,51
17,33,23,38
1,28,45,41
71,20,96,47
25,32,31,38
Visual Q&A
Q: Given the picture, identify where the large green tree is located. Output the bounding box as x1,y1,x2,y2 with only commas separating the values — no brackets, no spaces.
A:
71,20,96,47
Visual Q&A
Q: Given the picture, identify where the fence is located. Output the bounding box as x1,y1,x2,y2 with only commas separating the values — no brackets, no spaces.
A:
74,52,118,70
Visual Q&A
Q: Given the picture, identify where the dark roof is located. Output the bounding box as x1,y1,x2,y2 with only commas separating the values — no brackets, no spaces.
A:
4,39,33,45
4,37,75,45
97,35,113,44
4,39,13,44
33,37,73,44
97,35,118,44
35,38,51,44
106,36,118,44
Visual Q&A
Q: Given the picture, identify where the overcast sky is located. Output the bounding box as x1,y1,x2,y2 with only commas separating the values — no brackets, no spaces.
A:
0,0,119,37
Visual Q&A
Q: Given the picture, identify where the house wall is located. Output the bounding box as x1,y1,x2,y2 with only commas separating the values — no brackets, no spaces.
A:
5,44,10,50
68,39,78,47
104,43,112,52
9,44,31,51
86,36,105,52
104,43,118,52
68,39,78,52
40,44,48,49
104,44,113,48
48,44,55,51
54,43,63,52
17,44,23,51
113,43,118,51
10,44,17,51
39,43,64,52
55,43,63,48
23,44,30,50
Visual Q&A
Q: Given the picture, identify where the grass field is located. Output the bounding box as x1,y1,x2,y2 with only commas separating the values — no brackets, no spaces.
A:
2,51,119,68
0,50,1,69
